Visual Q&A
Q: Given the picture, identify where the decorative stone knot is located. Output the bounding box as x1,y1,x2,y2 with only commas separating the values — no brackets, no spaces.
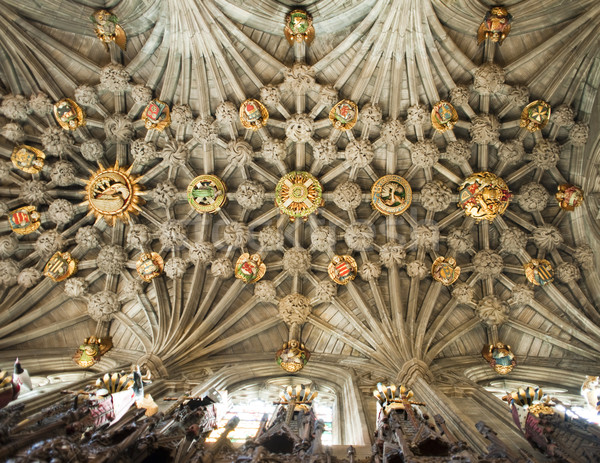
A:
397,359,434,387
254,280,277,302
312,139,337,164
0,235,18,257
531,140,560,169
406,104,428,125
152,181,179,208
500,227,527,254
532,224,563,250
556,262,580,284
497,140,525,165
211,257,233,279
380,119,406,144
345,140,374,168
236,180,265,210
97,245,127,274
1,94,30,120
88,291,121,322
283,63,316,92
279,293,312,325
74,85,99,106
18,268,41,288
164,257,188,279
80,139,104,161
476,295,509,326
64,277,88,298
131,139,158,164
506,85,529,107
452,283,474,304
159,220,187,248
227,139,253,166
48,199,75,224
318,85,338,106
0,161,10,181
41,126,73,156
29,93,53,116
420,181,452,212
20,179,49,205
360,261,382,281
411,225,439,250
360,103,382,125
99,63,130,92
552,105,574,127
473,63,505,94
315,280,337,301
472,250,503,276
1,123,25,143
223,222,249,247
411,140,439,168
469,114,500,145
261,138,286,163
258,226,284,251
50,161,77,187
76,226,100,249
450,85,470,106
569,123,589,147
345,223,374,251
380,241,406,268
215,101,237,124
574,245,594,270
131,85,153,105
511,284,534,305
193,116,217,143
35,230,63,258
260,85,281,107
406,260,428,280
286,114,314,142
333,182,362,211
443,139,472,165
283,247,311,275
127,224,151,249
123,279,144,295
171,104,193,126
311,227,336,252
0,260,19,287
517,182,548,212
446,228,473,254
162,140,190,166
189,241,215,263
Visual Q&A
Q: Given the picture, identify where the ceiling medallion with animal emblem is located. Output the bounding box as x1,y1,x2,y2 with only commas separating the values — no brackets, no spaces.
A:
556,184,584,211
431,100,458,133
234,253,266,284
275,171,323,222
520,100,551,132
524,259,554,286
11,145,45,174
187,174,227,214
457,171,511,222
431,256,461,286
284,10,315,45
329,99,358,131
239,99,269,131
328,255,358,285
53,98,86,131
43,251,77,282
276,340,310,373
85,163,142,226
136,252,164,282
371,175,412,216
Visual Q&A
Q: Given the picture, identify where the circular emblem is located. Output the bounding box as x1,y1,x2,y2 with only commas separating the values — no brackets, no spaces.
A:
44,251,78,282
371,175,412,215
276,340,310,373
431,256,461,286
431,101,458,132
187,175,227,214
329,99,358,131
136,252,164,282
86,164,139,225
53,98,86,130
284,10,315,45
556,184,584,211
275,171,323,222
524,259,554,286
520,100,551,132
239,99,269,130
328,255,358,285
457,171,511,222
235,253,266,284
11,145,45,174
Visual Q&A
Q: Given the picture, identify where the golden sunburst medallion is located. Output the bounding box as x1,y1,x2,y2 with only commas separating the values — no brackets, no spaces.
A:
328,255,358,285
239,99,269,130
11,145,45,174
85,163,143,226
136,252,164,282
371,175,412,215
275,171,323,222
520,100,551,132
329,99,358,131
431,100,458,132
53,98,86,131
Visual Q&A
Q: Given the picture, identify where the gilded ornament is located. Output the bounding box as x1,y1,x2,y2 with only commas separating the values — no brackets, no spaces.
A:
520,100,551,132
328,255,358,285
477,6,512,45
481,342,516,375
91,10,126,51
431,101,458,132
11,145,45,174
284,10,315,45
43,251,77,282
275,171,323,222
524,259,554,286
506,386,554,417
85,163,142,226
142,99,171,131
187,174,227,214
556,184,584,211
431,256,461,286
371,175,412,215
276,340,310,373
329,99,358,131
73,336,113,368
457,171,511,222
234,252,266,284
8,206,41,235
239,99,269,130
53,98,86,130
136,252,164,282
373,383,425,415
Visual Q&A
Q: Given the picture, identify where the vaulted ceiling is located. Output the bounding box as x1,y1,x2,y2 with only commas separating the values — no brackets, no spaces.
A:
0,0,599,408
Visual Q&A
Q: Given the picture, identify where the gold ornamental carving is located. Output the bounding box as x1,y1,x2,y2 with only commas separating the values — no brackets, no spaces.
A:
275,171,323,222
457,171,511,222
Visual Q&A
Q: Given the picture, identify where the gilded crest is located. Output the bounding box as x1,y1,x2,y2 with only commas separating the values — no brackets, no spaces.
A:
328,255,358,285
73,336,113,368
431,256,461,286
481,342,516,375
457,171,511,222
556,184,584,211
524,259,554,286
477,7,512,45
329,99,358,131
91,10,126,52
371,175,412,215
43,251,77,282
187,175,227,214
276,340,310,373
11,145,45,174
234,253,266,284
520,100,551,132
239,99,269,130
431,101,458,132
284,10,315,45
275,171,323,222
53,98,86,130
8,206,41,235
136,252,164,282
142,99,171,131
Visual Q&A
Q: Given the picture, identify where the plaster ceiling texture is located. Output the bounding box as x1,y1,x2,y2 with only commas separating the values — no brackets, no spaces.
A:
0,0,599,418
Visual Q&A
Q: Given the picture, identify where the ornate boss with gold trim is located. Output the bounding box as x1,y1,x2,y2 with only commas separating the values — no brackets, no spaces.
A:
90,9,127,51
53,98,86,131
8,206,41,235
275,171,323,222
431,101,458,133
371,175,412,215
556,184,584,211
329,99,358,131
477,7,512,45
73,336,113,368
328,255,358,285
520,100,551,133
276,340,310,373
234,253,266,284
142,99,171,131
11,145,45,174
524,259,554,286
44,251,77,282
284,10,315,45
239,99,268,130
431,256,461,286
187,174,227,214
481,342,516,375
458,171,511,222
136,252,164,282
